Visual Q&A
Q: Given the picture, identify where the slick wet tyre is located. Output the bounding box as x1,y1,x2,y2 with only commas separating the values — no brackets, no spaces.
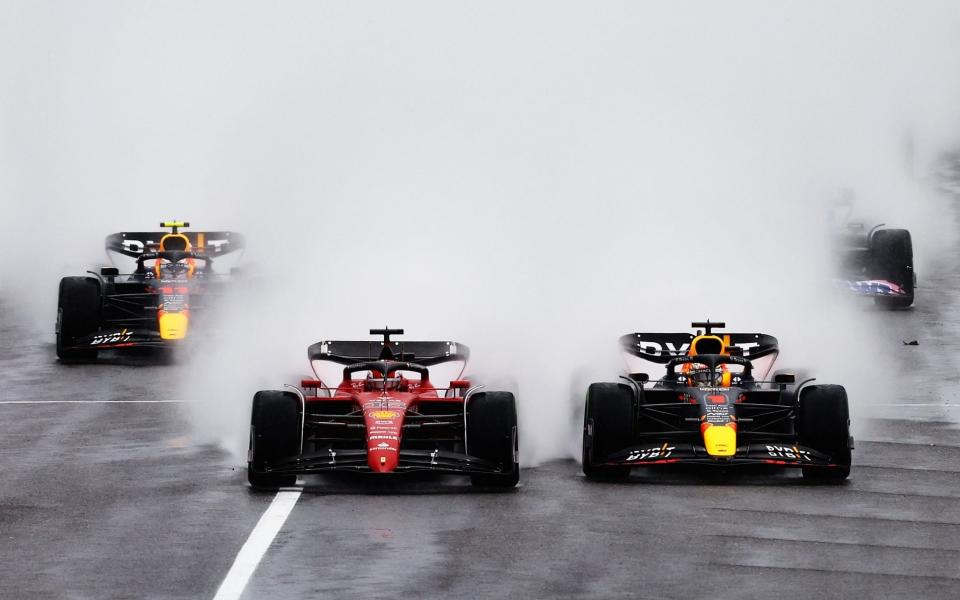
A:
467,391,519,489
248,390,301,489
582,383,634,481
870,229,914,308
798,384,852,482
56,277,101,361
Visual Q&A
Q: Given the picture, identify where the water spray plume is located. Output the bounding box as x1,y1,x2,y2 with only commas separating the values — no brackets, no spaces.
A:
2,3,959,463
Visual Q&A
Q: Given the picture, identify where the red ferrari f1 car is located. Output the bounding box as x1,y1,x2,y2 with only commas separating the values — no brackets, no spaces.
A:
582,321,853,482
248,328,519,489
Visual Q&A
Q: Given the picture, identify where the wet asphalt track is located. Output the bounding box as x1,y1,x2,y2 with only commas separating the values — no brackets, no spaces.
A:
1,261,959,599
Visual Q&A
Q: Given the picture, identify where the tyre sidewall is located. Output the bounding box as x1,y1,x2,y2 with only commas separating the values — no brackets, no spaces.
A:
467,391,518,472
798,384,851,466
249,390,301,467
583,382,634,467
870,229,914,303
57,277,101,359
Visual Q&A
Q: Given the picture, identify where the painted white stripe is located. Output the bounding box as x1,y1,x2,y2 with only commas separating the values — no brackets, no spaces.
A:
875,403,960,407
212,490,301,600
0,400,183,404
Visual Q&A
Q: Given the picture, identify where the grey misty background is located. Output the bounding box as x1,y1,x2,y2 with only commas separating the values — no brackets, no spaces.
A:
2,2,960,463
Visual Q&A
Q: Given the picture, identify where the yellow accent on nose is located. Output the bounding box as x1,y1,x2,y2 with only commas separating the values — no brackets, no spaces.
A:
703,424,737,457
159,312,189,340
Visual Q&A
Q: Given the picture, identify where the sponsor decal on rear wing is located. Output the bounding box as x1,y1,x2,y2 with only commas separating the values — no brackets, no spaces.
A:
619,332,780,364
105,231,245,258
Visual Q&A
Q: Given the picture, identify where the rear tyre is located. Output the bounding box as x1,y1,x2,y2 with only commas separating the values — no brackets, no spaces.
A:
248,390,301,489
798,384,852,482
582,383,634,481
870,229,914,308
467,391,519,488
56,277,101,361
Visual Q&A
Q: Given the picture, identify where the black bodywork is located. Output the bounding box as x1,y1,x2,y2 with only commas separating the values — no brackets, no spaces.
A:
584,325,852,475
56,229,244,354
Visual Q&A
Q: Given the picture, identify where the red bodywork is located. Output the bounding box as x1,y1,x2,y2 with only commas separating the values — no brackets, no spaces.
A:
318,378,457,473
301,357,471,474
249,332,518,487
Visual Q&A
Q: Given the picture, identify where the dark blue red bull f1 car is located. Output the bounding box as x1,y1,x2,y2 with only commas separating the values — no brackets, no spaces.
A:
582,321,853,482
56,221,244,361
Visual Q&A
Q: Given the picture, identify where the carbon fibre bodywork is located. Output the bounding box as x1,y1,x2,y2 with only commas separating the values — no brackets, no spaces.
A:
58,270,231,351
589,383,842,470
583,323,852,478
56,226,243,356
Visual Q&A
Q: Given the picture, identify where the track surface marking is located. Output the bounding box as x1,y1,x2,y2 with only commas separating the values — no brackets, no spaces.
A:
212,490,302,600
0,400,183,404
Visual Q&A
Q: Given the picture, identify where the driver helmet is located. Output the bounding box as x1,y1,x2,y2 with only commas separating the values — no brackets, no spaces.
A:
365,373,402,392
680,363,734,386
155,233,195,278
682,335,732,386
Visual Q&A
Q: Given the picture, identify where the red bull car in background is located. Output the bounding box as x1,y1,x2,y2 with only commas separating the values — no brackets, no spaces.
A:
56,221,245,361
248,328,519,490
830,192,915,308
582,321,852,483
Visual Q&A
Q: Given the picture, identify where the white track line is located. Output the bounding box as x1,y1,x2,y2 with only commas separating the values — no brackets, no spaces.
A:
212,490,302,600
0,400,183,404
875,403,958,407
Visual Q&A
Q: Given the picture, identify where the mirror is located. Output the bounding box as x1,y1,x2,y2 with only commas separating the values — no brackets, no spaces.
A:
773,372,795,384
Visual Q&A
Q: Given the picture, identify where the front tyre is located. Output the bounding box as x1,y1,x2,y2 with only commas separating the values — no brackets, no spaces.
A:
56,277,101,361
870,228,914,308
467,391,519,489
248,390,301,489
582,383,634,481
798,384,852,482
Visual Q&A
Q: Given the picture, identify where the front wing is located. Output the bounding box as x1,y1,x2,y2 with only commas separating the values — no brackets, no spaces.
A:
63,329,175,351
254,449,505,476
599,442,845,469
832,278,910,298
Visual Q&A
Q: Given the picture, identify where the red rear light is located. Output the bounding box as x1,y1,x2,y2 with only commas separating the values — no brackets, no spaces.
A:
449,380,471,390
301,379,324,388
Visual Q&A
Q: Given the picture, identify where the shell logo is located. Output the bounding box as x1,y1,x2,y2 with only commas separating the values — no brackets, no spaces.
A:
371,410,399,419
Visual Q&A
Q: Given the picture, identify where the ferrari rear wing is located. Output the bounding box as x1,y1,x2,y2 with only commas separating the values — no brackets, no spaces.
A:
307,340,469,367
105,231,245,258
619,332,779,364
